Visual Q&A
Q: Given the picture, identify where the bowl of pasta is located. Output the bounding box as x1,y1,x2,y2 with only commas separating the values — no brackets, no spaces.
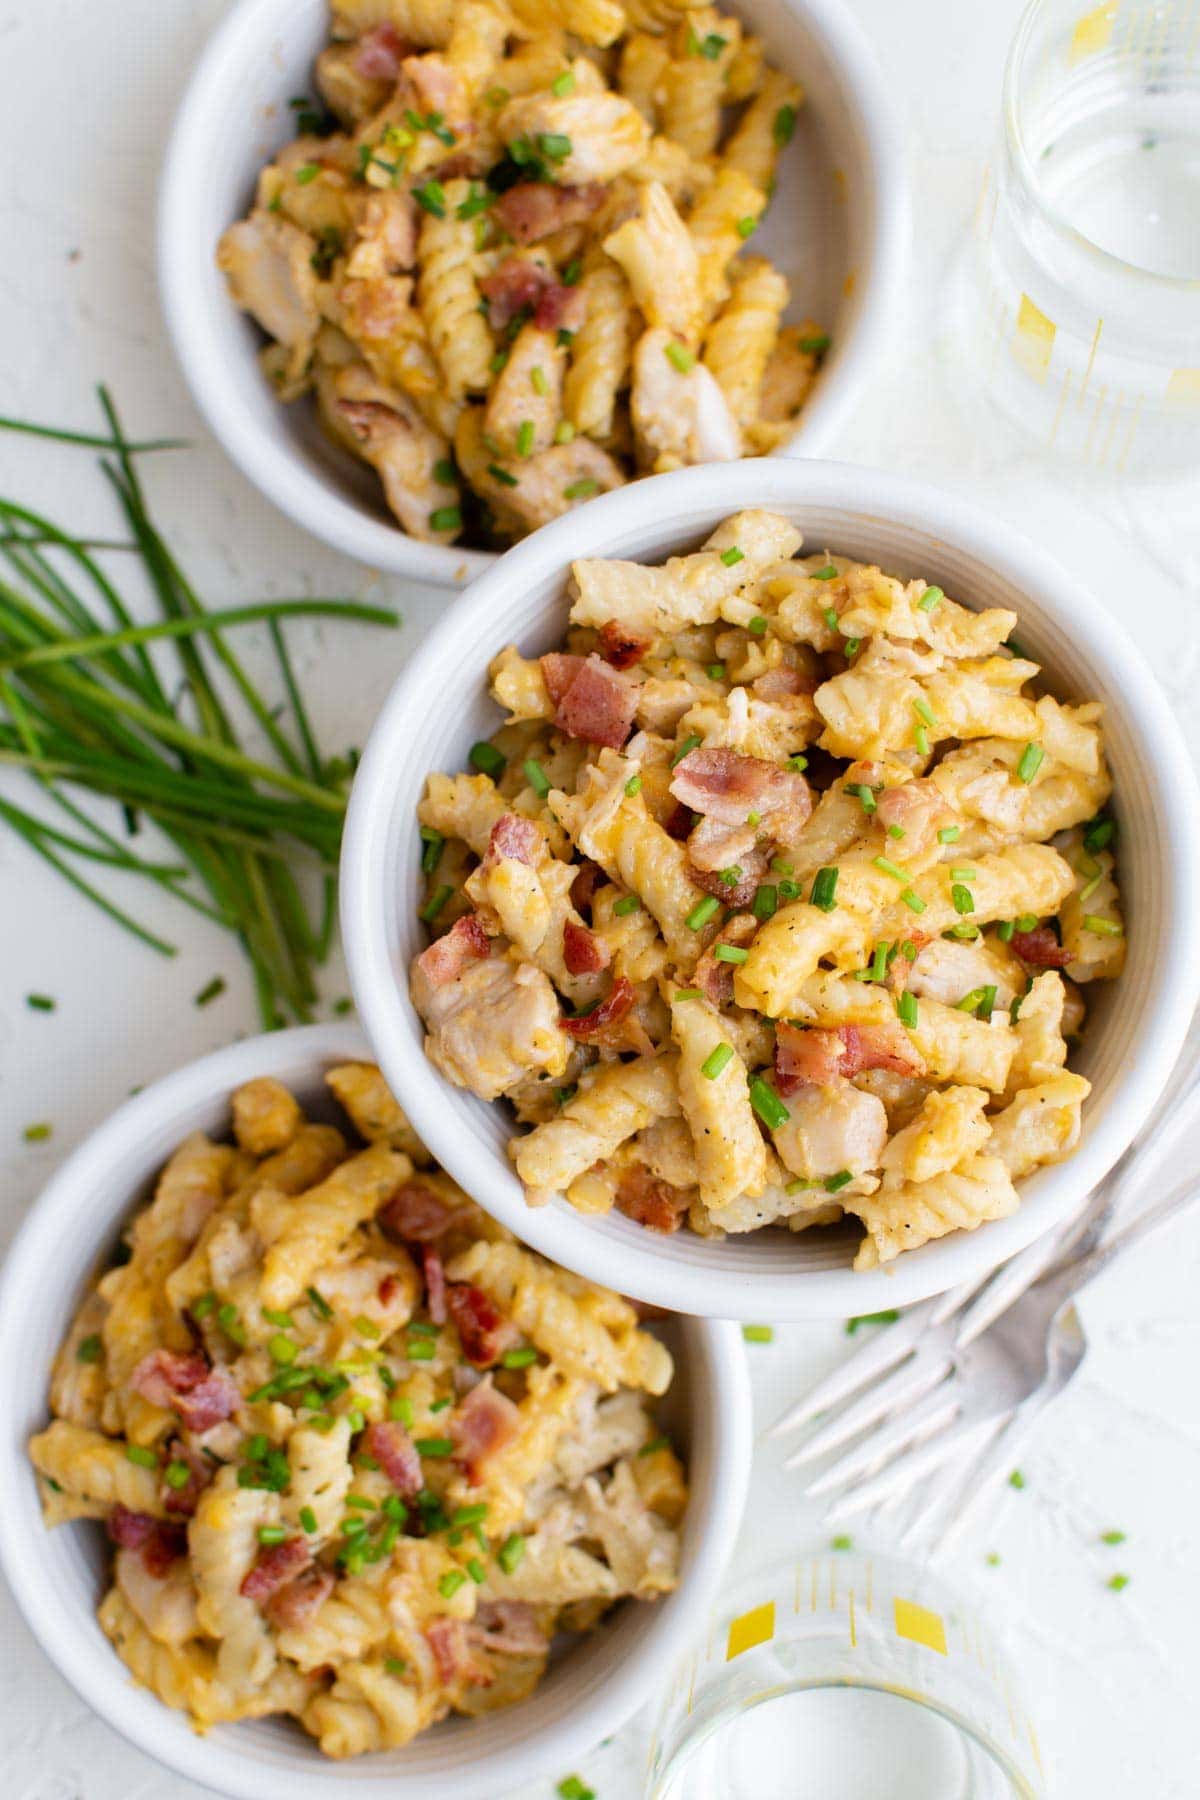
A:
157,0,904,584
0,1024,750,1798
341,457,1200,1319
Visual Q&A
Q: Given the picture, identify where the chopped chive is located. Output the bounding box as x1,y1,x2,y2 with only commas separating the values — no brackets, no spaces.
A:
897,990,918,1028
778,879,800,899
407,1338,435,1361
467,1556,487,1584
468,741,506,779
125,1444,158,1469
673,988,702,1000
352,1314,381,1340
420,824,446,876
613,893,641,916
433,458,456,486
345,1494,377,1511
1008,1468,1026,1489
672,733,702,768
686,895,720,931
872,854,908,883
937,826,960,844
500,1346,538,1368
561,259,583,286
824,1169,852,1193
701,1042,734,1081
1107,1573,1130,1592
899,939,916,959
523,757,551,797
408,1320,440,1338
887,824,905,840
529,365,549,396
490,350,509,374
913,724,930,756
294,162,322,185
164,1460,191,1490
950,866,976,882
413,181,447,217
77,1334,103,1364
1015,912,1039,932
813,563,839,580
554,420,576,444
850,783,877,814
194,975,226,1007
193,1292,216,1320
747,616,769,636
870,941,889,981
830,1534,854,1551
306,1285,333,1321
713,943,749,964
537,131,572,162
720,546,745,567
624,773,642,796
665,341,695,373
1101,1529,1127,1545
773,103,797,146
1083,814,1115,853
901,888,927,914
798,334,831,354
258,1524,289,1545
736,215,757,238
810,865,839,911
996,918,1016,942
553,1084,577,1104
771,857,794,875
217,1303,245,1346
388,1395,414,1425
438,1568,468,1600
299,1505,319,1534
638,1434,670,1457
415,1436,454,1457
515,420,535,459
497,1532,525,1574
749,1076,789,1130
551,68,576,96
785,754,808,772
26,993,56,1011
916,585,943,612
707,662,726,680
429,505,461,532
913,697,938,728
844,637,861,660
742,1324,773,1343
488,462,519,487
1016,742,1044,783
563,477,599,499
718,865,742,886
1083,914,1122,936
844,1309,900,1334
752,883,777,921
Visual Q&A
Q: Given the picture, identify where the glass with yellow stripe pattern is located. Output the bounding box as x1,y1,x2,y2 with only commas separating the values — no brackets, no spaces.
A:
647,1549,1044,1799
950,0,1200,475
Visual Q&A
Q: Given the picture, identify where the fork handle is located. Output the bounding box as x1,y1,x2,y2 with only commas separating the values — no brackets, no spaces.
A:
1041,1168,1200,1308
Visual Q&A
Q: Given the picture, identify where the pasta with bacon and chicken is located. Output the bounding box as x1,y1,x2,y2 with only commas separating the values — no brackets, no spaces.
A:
217,1,826,548
409,510,1125,1266
31,1063,684,1755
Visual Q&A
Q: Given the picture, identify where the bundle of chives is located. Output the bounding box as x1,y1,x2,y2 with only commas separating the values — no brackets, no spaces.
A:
0,389,398,1025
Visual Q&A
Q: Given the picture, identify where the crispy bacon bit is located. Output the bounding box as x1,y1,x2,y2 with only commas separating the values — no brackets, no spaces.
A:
446,1283,518,1367
240,1536,310,1603
107,1507,185,1577
875,780,956,855
562,918,609,975
106,1505,156,1550
422,1245,447,1323
130,1348,239,1434
670,746,813,832
752,665,816,699
142,1523,188,1578
487,813,541,866
480,256,551,330
774,1020,926,1096
415,913,491,987
534,280,584,333
265,1564,335,1632
160,1438,212,1517
469,1599,546,1656
450,1378,522,1483
1011,925,1071,968
364,1420,424,1496
687,840,770,908
570,858,605,914
426,1617,493,1687
695,915,758,1007
355,22,408,82
381,1179,461,1243
561,975,636,1039
597,620,651,671
378,1273,402,1307
615,1165,690,1234
401,52,469,127
492,180,605,245
540,651,638,749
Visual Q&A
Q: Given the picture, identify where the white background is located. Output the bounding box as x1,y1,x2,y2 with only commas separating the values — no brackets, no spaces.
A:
1,1,1198,1795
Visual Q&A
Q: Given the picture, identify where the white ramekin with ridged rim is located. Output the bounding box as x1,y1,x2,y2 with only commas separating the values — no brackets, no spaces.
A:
0,1023,750,1799
341,457,1200,1319
157,0,907,587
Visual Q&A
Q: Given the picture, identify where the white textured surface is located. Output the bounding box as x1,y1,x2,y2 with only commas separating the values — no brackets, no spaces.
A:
0,1,1198,1797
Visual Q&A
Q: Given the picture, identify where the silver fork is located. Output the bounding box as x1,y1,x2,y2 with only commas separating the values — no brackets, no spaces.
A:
772,1036,1200,1545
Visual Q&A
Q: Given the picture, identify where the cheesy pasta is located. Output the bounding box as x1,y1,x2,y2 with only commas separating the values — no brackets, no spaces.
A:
409,510,1124,1267
217,2,825,549
31,1065,684,1754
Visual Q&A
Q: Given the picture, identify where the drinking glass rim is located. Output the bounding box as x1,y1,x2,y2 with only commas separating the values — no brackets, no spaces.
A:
650,1674,1040,1800
1001,0,1200,294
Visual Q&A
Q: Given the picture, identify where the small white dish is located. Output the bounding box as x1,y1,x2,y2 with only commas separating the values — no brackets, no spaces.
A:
157,0,906,587
340,457,1200,1320
0,1023,750,1800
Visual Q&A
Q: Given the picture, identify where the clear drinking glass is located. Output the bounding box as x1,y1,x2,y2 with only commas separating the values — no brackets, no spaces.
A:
952,0,1200,475
647,1549,1044,1800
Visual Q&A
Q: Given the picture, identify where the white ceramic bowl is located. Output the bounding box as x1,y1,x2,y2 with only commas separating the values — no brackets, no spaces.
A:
158,0,906,588
341,458,1200,1321
0,1023,749,1800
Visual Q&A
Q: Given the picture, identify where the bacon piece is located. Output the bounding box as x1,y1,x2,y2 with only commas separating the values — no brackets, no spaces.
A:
492,180,605,245
130,1349,239,1434
426,1617,493,1687
686,838,770,908
561,975,636,1039
479,257,551,330
240,1536,310,1603
562,918,609,976
597,620,651,671
540,652,638,749
355,22,408,82
615,1165,689,1234
450,1378,522,1483
483,814,541,869
875,780,956,856
107,1505,157,1550
670,747,812,831
533,280,584,333
364,1419,424,1497
265,1565,335,1632
570,858,605,913
401,52,469,127
752,665,816,699
663,801,694,841
160,1438,212,1518
381,1179,461,1243
1010,925,1071,968
469,1599,546,1656
695,915,759,1007
774,1020,925,1096
415,913,491,987
446,1283,518,1367
142,1523,188,1578
422,1245,447,1324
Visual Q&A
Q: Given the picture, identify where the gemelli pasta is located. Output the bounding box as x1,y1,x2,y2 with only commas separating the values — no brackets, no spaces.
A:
217,2,825,548
409,510,1124,1267
31,1065,684,1754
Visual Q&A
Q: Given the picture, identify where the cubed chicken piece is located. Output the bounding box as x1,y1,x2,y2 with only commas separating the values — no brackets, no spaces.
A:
411,938,568,1099
318,361,458,541
217,210,321,375
630,327,741,473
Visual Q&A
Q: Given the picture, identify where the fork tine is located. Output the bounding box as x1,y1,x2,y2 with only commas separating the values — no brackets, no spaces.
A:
769,1296,939,1438
820,1402,1003,1521
927,1271,999,1327
931,1401,1050,1556
895,1417,1007,1550
782,1339,953,1468
954,1223,1081,1349
802,1383,961,1498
